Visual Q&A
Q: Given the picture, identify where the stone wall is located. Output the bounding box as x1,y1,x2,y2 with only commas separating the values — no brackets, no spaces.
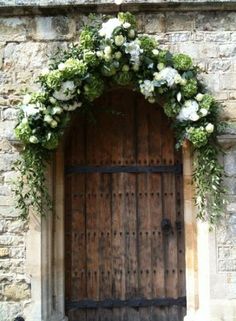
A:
0,2,236,321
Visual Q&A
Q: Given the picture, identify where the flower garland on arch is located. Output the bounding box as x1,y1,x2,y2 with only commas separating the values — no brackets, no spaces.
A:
14,12,226,224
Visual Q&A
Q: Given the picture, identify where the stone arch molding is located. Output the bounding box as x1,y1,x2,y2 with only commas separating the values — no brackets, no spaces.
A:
14,12,227,321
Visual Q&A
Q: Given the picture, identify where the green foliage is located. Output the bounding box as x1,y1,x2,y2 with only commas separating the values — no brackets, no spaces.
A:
14,11,226,226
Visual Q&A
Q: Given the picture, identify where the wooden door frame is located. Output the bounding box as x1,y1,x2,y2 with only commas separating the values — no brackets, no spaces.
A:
25,129,199,321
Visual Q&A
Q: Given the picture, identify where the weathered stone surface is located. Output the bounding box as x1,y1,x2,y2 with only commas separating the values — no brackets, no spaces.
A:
0,18,30,42
143,13,166,34
220,74,236,90
196,12,236,31
224,151,236,176
166,12,194,31
0,302,21,321
32,16,76,40
0,248,10,258
3,282,30,301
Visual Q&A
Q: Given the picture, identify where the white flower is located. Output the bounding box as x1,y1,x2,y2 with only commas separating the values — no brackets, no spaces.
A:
23,94,31,105
96,51,104,58
123,22,131,29
158,67,179,87
128,29,135,39
49,97,57,104
177,92,182,102
189,113,200,121
205,123,214,133
115,35,125,46
29,136,39,144
64,102,82,111
199,108,208,117
148,97,155,104
52,106,63,115
44,115,53,124
152,49,159,56
50,120,58,128
153,72,162,81
140,80,154,99
99,18,122,38
122,65,129,72
195,93,204,102
104,46,112,56
41,67,49,76
53,81,76,101
22,104,39,116
21,118,28,125
124,40,143,65
58,63,66,71
114,51,122,60
174,74,182,84
157,63,165,71
180,78,187,86
177,100,199,122
115,0,123,5
133,64,140,71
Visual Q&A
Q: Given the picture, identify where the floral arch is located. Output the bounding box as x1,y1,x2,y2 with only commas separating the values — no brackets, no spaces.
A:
14,12,225,224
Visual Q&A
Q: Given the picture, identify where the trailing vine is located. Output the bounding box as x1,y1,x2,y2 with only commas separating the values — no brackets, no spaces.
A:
14,12,226,223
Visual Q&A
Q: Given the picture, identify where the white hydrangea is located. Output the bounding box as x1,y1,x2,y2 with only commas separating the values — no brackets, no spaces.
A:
124,40,143,65
99,18,122,38
158,67,179,87
53,81,76,101
140,80,155,99
22,104,39,116
177,100,199,122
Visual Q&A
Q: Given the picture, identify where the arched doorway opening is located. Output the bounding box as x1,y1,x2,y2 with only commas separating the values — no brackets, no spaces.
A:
64,88,186,321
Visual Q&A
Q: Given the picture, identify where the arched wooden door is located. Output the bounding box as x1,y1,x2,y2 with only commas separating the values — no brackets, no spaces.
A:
64,89,186,321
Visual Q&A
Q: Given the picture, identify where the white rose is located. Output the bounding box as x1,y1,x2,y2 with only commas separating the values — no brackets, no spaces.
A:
44,115,53,124
174,74,182,84
123,22,131,29
200,108,208,117
50,120,58,128
104,46,112,56
122,65,129,72
180,78,187,86
49,97,57,104
128,29,135,39
114,51,122,60
23,94,31,105
115,35,125,46
157,63,165,71
189,113,200,122
58,63,66,71
29,136,39,144
154,72,162,81
152,49,159,56
195,93,204,102
205,123,214,133
96,51,104,58
52,106,63,115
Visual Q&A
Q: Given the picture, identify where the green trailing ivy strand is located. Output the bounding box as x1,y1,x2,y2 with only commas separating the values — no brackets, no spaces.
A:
14,12,226,224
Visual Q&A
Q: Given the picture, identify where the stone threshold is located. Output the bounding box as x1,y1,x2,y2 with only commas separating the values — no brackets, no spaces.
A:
0,1,236,16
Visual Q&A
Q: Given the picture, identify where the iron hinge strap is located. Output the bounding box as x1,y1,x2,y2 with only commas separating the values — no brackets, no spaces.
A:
65,164,182,175
65,297,186,310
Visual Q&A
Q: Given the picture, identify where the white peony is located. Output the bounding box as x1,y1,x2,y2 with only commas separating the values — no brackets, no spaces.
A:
99,18,122,38
177,100,199,122
22,104,39,116
53,81,76,101
205,123,214,133
124,40,143,65
140,80,155,98
158,67,179,87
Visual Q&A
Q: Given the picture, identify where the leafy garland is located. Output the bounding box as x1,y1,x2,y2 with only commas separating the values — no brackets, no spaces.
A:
14,12,226,223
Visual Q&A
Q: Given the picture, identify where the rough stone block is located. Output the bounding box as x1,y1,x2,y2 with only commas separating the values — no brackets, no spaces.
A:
143,14,166,34
166,13,194,32
167,32,193,43
196,12,236,31
0,248,10,258
207,59,232,72
224,151,236,176
3,282,30,301
32,16,76,40
219,44,236,58
0,302,21,320
0,18,30,42
220,102,236,121
220,74,236,90
204,32,231,42
0,235,23,246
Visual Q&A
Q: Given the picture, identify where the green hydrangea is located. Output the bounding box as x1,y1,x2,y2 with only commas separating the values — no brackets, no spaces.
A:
163,99,181,118
173,53,193,71
15,119,33,143
83,50,98,67
84,76,104,101
79,27,96,50
101,63,117,77
199,94,214,110
114,71,133,86
187,127,208,147
63,58,88,78
139,36,157,54
45,70,62,89
118,12,137,28
42,132,59,150
182,79,198,98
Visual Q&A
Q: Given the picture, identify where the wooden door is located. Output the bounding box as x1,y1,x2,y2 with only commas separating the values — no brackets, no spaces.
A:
64,89,186,321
